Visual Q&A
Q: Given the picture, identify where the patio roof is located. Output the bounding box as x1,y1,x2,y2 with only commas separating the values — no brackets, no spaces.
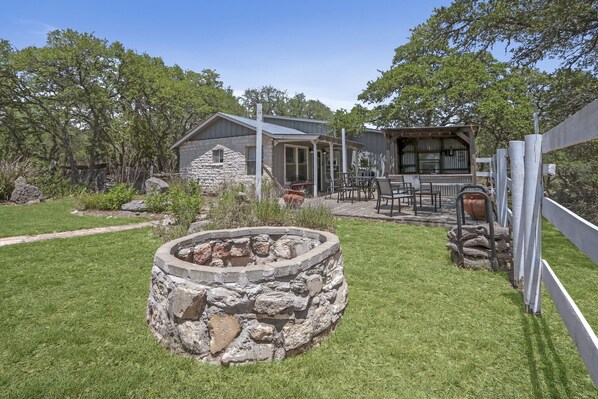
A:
381,125,478,140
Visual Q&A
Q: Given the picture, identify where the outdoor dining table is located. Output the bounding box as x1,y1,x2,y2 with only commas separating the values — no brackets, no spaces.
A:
351,176,375,201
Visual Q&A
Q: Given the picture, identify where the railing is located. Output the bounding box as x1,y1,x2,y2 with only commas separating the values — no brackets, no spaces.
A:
491,99,598,387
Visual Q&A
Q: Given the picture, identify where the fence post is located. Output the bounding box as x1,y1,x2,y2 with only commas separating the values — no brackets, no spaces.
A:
495,149,508,227
509,141,525,287
522,134,543,314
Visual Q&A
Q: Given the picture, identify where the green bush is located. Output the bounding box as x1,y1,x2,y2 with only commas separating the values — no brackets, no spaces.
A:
168,181,203,229
77,183,136,211
145,192,169,213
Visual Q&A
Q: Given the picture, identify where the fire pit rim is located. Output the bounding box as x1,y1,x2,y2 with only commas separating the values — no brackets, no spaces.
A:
154,226,340,284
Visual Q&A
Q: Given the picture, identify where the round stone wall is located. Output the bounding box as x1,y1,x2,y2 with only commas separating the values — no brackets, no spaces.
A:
147,226,348,365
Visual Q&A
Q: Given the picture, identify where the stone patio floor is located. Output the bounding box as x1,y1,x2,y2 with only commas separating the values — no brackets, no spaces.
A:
305,194,471,228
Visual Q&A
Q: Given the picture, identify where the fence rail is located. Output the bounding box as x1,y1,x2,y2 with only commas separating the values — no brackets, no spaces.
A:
543,198,598,265
542,260,598,385
491,100,598,388
542,99,598,153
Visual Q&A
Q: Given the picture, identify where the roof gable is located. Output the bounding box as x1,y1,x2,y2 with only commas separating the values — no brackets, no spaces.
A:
171,113,314,149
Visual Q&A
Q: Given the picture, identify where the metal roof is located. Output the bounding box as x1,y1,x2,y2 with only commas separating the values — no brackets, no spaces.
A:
222,113,307,136
171,112,364,149
171,113,312,149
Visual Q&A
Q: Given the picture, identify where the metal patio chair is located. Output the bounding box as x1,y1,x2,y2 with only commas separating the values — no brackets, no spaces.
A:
375,177,417,217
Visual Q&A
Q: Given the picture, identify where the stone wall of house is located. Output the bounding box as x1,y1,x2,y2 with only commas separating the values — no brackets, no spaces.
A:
179,136,273,193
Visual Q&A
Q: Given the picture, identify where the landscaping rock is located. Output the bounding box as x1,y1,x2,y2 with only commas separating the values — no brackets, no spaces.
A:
230,238,251,257
193,243,212,265
251,234,270,257
254,291,296,315
121,199,148,212
188,220,209,234
145,177,169,194
250,323,276,342
10,177,45,204
170,286,206,320
208,314,241,354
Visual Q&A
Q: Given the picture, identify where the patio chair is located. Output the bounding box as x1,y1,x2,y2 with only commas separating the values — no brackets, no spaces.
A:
325,176,342,199
337,173,355,203
402,175,441,212
375,177,417,217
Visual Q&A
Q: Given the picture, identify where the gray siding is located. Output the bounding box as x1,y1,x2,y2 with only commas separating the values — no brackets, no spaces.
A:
353,131,394,176
184,118,255,141
263,117,330,134
272,143,285,185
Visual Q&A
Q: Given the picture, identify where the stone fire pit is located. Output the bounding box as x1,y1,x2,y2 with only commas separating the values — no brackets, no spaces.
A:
147,226,348,365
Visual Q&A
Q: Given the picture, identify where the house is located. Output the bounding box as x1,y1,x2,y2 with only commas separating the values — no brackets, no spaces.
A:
172,112,478,196
171,113,363,193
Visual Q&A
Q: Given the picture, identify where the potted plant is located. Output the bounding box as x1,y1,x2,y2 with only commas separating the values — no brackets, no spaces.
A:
281,189,305,209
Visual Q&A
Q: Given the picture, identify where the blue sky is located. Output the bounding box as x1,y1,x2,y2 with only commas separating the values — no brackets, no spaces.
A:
1,0,458,110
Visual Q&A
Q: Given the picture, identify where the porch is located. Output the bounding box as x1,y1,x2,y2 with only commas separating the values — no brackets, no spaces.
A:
304,195,462,227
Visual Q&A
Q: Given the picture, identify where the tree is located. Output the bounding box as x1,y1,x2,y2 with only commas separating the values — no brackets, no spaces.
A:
326,105,369,136
0,29,245,183
241,85,333,120
359,38,535,154
420,0,598,72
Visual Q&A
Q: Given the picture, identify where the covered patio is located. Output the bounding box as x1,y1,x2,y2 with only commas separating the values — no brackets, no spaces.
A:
306,195,460,227
382,125,479,196
271,134,363,196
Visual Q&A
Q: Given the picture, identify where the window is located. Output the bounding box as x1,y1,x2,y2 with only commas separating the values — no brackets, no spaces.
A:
246,146,256,175
285,145,308,183
212,149,224,163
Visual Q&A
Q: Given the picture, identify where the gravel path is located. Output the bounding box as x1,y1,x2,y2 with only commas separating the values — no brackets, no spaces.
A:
0,221,155,247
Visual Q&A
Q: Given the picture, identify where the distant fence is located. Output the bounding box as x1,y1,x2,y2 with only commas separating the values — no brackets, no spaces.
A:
491,99,598,388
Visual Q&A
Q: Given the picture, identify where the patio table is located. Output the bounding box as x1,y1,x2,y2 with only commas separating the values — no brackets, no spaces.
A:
352,176,375,201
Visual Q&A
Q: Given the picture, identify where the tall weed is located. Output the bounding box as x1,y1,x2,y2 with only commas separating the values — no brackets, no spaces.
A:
0,157,37,200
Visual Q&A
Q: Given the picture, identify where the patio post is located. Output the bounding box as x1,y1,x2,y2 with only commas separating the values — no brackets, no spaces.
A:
329,142,334,194
384,133,390,177
255,104,263,201
342,128,347,174
509,140,525,288
496,149,508,227
313,141,318,198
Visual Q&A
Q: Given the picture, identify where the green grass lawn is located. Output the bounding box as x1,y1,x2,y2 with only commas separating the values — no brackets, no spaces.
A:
0,220,596,398
0,198,146,238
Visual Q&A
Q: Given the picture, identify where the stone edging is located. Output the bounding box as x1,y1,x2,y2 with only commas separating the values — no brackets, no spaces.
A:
154,226,340,284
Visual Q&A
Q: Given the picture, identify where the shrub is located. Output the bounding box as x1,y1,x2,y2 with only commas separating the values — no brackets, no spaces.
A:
0,157,37,200
145,192,169,213
293,205,336,232
167,181,203,230
207,183,335,233
77,183,136,211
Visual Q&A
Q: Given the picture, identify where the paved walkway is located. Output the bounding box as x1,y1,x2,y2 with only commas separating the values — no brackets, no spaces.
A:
0,221,154,247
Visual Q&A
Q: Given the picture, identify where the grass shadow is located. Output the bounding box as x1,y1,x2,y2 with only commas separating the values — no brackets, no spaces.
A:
504,291,573,399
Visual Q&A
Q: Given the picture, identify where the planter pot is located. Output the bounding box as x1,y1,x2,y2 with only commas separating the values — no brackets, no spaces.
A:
463,193,488,219
282,189,305,209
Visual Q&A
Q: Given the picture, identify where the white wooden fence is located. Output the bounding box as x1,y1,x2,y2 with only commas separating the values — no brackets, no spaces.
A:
491,99,598,388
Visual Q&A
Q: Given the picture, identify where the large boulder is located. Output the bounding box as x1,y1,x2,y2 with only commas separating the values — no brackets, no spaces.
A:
121,199,148,212
145,177,169,194
10,177,45,204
